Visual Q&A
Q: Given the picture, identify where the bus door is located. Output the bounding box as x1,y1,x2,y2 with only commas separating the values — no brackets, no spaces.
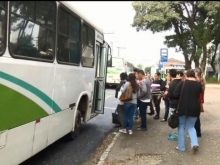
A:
92,42,111,114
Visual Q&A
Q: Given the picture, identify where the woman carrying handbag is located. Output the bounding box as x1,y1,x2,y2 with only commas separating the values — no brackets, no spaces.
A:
119,73,140,135
173,69,202,154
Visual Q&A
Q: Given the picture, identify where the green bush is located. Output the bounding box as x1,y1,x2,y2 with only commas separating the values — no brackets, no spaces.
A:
205,75,220,84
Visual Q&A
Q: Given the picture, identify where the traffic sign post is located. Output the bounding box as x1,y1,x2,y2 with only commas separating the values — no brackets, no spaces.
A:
159,48,168,79
158,61,163,70
160,48,168,63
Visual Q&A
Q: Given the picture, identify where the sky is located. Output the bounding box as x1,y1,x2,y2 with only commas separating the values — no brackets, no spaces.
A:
69,1,185,67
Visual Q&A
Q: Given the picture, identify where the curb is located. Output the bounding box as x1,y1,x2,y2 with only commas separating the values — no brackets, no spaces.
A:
97,132,120,165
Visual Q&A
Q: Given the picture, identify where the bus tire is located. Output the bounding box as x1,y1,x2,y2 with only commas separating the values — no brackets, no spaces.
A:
67,110,82,141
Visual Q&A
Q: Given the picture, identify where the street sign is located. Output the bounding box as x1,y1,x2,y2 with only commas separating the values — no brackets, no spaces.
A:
158,61,163,70
160,48,168,62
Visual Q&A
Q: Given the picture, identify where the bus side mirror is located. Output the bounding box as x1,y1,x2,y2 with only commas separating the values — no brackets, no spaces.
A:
107,54,112,67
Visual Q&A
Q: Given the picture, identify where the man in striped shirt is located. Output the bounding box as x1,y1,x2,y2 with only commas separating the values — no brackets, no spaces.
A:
151,72,163,120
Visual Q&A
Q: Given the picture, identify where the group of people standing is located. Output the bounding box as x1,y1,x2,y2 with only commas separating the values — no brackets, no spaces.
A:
115,67,205,154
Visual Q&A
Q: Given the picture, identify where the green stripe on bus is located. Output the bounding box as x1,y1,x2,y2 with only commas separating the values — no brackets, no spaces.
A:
107,70,120,74
0,71,61,112
0,83,48,132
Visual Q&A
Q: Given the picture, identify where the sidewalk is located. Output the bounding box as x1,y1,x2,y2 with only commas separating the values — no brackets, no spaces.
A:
102,87,220,165
206,84,220,88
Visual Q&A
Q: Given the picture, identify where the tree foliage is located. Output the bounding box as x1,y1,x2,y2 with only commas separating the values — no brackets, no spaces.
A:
132,1,220,73
137,63,143,69
144,67,151,74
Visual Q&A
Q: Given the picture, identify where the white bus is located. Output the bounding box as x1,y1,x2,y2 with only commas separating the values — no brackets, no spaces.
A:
0,1,112,165
106,57,134,86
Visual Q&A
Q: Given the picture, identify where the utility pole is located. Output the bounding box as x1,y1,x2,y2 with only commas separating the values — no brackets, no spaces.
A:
117,47,126,57
110,40,119,56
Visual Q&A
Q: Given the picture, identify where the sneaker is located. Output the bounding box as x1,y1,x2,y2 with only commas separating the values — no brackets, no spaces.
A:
137,127,147,131
161,119,167,122
119,128,127,134
167,133,178,141
192,145,199,154
128,130,133,135
175,146,185,152
137,125,141,128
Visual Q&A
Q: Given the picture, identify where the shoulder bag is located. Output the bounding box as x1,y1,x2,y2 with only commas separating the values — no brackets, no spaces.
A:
119,84,133,102
168,81,185,129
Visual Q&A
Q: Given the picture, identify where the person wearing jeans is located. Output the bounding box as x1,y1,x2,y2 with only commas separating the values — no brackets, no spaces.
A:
119,73,140,135
123,102,136,131
166,69,181,136
133,106,139,119
173,69,202,153
178,116,198,151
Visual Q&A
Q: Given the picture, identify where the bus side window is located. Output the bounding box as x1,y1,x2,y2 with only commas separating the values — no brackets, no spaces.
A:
9,1,56,61
0,1,6,55
57,7,81,65
81,24,95,68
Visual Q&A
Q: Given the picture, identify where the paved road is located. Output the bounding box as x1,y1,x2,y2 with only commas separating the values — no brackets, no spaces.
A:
21,88,118,165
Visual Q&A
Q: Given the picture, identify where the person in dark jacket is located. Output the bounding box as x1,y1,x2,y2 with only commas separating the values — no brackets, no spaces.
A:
173,69,202,153
165,69,182,137
195,67,206,137
115,72,127,127
166,69,182,109
160,73,171,121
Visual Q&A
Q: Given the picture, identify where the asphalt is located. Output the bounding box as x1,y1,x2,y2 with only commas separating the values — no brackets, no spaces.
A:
21,88,117,165
102,86,220,165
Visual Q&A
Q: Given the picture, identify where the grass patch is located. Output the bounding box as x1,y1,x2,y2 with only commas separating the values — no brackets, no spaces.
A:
205,75,220,84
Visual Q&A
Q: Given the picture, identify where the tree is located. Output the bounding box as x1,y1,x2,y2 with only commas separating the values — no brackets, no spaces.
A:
137,64,143,69
201,2,220,74
144,67,151,74
132,1,220,72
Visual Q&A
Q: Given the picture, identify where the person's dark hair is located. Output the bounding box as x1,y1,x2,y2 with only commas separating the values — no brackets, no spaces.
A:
133,68,139,72
177,70,184,77
120,72,127,81
169,69,177,78
128,73,139,93
186,69,196,78
155,72,161,76
137,70,145,75
194,67,202,79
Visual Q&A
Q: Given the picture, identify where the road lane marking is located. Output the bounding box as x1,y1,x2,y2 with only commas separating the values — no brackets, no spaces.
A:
97,132,120,165
105,95,112,100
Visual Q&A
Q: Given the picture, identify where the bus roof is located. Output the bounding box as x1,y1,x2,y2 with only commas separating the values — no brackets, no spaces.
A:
59,1,103,34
